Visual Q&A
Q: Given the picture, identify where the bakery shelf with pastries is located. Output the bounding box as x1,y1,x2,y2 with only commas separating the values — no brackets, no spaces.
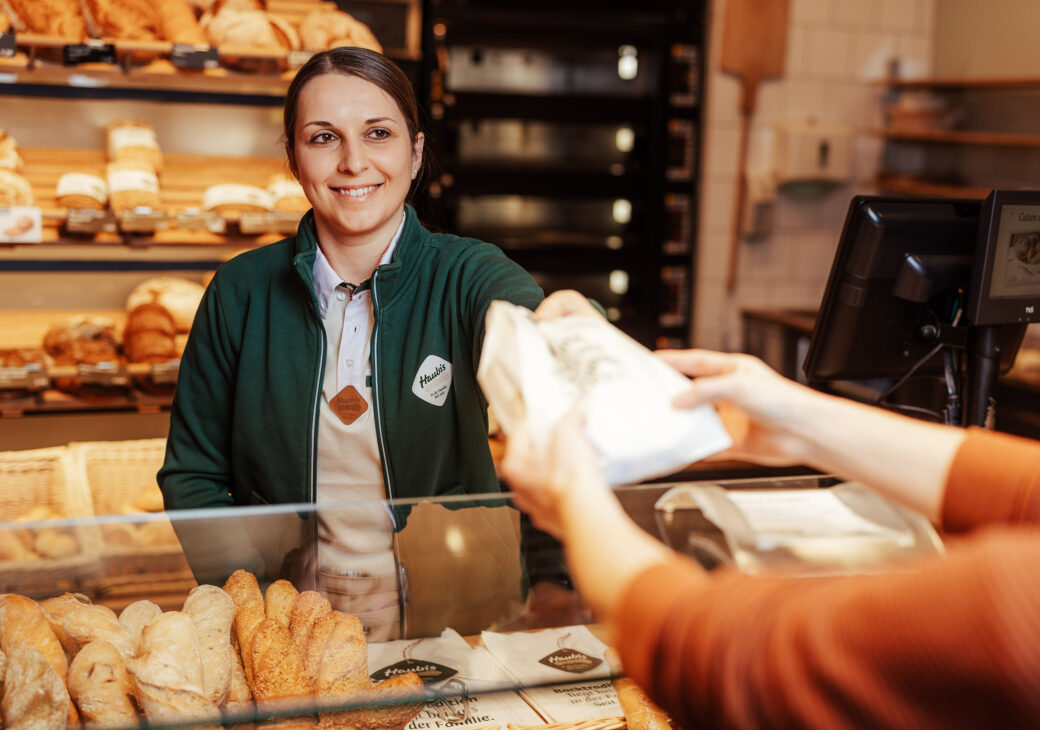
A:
0,0,415,99
0,276,204,416
18,144,306,246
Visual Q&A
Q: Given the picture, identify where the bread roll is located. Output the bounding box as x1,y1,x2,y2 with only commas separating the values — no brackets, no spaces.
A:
137,519,180,547
83,0,159,40
155,0,205,43
223,569,265,687
118,600,163,653
313,612,367,697
40,594,135,663
0,531,33,561
201,7,299,51
129,611,222,727
202,184,273,215
43,316,120,365
102,522,139,548
106,161,161,213
268,176,310,214
298,8,382,53
183,585,235,705
2,646,71,730
126,276,205,333
68,640,139,727
0,169,33,207
3,0,85,38
33,528,79,559
0,130,24,173
131,486,166,513
124,303,178,363
56,172,108,210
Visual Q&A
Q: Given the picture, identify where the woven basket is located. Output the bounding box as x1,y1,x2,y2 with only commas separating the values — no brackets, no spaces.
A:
69,438,195,593
0,446,101,598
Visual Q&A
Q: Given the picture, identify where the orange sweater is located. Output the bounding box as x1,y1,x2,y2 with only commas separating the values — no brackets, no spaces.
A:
616,427,1040,728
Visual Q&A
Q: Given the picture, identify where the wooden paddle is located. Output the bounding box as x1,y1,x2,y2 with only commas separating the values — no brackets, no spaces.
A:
720,0,790,293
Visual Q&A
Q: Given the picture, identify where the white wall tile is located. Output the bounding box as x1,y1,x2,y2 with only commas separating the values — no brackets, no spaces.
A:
808,28,854,79
791,0,834,26
831,0,877,29
880,0,919,32
785,26,812,78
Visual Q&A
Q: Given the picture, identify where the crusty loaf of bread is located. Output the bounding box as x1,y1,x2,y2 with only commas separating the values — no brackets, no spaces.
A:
68,639,140,726
2,646,72,730
223,569,266,687
264,579,299,629
118,599,163,653
183,584,236,705
129,611,222,727
40,592,135,663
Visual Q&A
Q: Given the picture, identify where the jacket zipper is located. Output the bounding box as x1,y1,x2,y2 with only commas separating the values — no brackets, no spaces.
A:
309,299,327,505
370,268,394,502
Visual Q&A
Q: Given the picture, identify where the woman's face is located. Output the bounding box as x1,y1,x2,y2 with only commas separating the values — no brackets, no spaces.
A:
291,72,423,249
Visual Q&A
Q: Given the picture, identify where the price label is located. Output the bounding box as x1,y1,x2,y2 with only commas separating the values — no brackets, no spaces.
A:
171,43,220,70
0,32,16,59
63,40,117,66
0,365,48,391
77,362,130,387
239,211,302,236
118,208,171,233
176,209,226,234
0,207,43,243
149,360,181,385
65,208,117,235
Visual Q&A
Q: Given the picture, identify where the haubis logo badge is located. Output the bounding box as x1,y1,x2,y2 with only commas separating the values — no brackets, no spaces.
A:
412,354,453,406
538,649,603,674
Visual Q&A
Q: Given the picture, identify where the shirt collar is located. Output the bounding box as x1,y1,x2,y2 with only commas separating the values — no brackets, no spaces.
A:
312,212,406,318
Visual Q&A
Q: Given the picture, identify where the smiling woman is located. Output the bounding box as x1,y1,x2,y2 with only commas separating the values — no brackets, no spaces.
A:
158,47,587,640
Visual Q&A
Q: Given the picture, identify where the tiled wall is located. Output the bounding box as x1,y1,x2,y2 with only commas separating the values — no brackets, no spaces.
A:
694,0,937,351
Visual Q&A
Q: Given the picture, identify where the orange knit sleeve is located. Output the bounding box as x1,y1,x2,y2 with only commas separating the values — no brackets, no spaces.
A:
942,426,1040,532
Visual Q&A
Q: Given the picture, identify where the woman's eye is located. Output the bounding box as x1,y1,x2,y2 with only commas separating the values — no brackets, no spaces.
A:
310,131,336,144
368,128,391,140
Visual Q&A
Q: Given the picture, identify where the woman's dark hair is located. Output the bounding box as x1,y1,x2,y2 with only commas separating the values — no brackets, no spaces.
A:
283,48,425,188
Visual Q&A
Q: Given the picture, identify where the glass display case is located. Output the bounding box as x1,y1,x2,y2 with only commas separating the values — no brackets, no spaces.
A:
0,460,940,728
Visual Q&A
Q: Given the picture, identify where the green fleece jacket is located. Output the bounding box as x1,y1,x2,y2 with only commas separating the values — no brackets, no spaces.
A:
158,205,544,510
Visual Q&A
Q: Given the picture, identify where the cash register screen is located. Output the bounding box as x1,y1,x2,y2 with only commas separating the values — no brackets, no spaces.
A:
969,190,1040,325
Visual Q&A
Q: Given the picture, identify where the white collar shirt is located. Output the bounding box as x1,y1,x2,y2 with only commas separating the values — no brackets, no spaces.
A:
311,213,405,391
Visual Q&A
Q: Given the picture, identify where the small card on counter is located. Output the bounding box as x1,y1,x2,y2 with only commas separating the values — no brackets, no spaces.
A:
481,626,622,723
65,208,117,235
0,206,42,243
368,629,543,729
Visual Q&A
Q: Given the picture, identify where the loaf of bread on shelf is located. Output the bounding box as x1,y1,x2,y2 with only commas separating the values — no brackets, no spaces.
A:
83,0,159,40
107,120,164,174
155,0,206,44
129,611,222,727
33,527,79,559
68,639,140,727
201,7,300,51
56,172,109,210
0,530,34,561
269,175,310,214
0,168,34,207
0,9,9,34
126,276,206,333
1,646,72,730
124,302,178,363
3,0,86,39
43,316,121,365
106,160,162,213
0,130,24,173
298,8,382,54
203,183,273,215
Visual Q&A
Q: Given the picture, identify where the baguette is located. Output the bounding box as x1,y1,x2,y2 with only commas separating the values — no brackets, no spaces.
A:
2,646,71,730
223,569,266,687
318,671,424,730
289,590,330,664
605,648,671,730
249,617,310,702
183,584,235,705
68,640,139,728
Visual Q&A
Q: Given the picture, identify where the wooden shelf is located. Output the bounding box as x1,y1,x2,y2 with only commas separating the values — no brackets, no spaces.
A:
877,75,1040,90
877,128,1040,147
871,175,990,199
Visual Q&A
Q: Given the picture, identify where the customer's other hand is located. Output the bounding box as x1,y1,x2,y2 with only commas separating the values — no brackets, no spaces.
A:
532,289,600,321
657,349,822,467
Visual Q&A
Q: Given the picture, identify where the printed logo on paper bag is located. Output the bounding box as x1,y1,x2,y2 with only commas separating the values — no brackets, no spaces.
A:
412,355,452,407
371,659,457,685
538,649,603,674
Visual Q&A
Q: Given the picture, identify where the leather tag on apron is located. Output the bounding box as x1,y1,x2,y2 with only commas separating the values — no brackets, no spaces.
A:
330,385,368,425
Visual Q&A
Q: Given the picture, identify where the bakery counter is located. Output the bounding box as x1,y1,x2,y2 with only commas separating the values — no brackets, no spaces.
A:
0,470,935,728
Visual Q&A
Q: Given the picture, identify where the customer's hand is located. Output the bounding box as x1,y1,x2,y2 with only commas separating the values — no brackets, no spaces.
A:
532,289,600,321
657,349,824,466
500,410,609,540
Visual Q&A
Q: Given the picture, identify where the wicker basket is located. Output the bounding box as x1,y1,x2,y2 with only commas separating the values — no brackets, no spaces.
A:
0,446,102,598
69,438,195,595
